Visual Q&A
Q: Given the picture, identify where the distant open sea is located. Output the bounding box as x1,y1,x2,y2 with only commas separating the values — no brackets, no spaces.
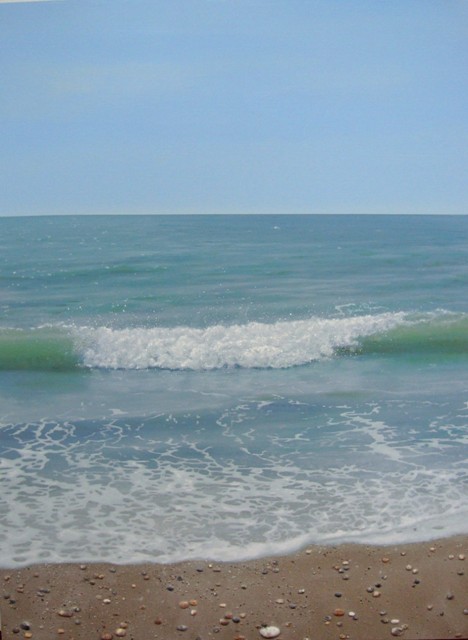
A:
0,215,467,567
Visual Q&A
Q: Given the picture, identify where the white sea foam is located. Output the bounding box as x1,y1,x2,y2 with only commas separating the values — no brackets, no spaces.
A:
1,396,467,568
70,312,409,370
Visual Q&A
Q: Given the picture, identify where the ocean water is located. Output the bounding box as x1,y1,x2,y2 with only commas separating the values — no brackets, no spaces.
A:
0,214,467,568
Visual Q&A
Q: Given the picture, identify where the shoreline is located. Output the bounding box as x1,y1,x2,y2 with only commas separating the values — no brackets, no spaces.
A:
1,536,467,639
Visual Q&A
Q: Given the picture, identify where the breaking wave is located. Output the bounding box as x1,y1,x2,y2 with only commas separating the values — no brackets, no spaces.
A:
0,310,466,372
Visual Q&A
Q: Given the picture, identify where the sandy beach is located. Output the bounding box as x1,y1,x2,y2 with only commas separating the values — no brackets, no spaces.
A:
1,536,466,640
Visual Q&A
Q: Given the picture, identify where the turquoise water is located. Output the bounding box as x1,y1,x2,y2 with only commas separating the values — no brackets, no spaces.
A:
0,215,467,567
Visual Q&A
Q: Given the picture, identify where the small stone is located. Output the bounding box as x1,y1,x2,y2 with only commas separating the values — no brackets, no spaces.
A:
446,592,454,600
449,554,455,559
275,598,284,604
20,622,31,630
334,608,345,617
348,611,356,617
190,609,197,616
458,554,465,560
179,601,190,609
166,584,174,591
57,609,73,618
463,608,468,615
103,598,111,604
382,557,390,563
176,625,188,632
335,592,342,598
101,634,113,640
24,634,32,639
391,627,404,636
390,619,400,624
372,591,381,598
154,617,162,625
189,599,198,606
298,588,305,594
220,619,229,626
259,627,281,638
114,629,126,637
405,564,412,571
427,604,434,610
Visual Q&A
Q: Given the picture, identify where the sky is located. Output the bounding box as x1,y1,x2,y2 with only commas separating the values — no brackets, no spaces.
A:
0,0,467,216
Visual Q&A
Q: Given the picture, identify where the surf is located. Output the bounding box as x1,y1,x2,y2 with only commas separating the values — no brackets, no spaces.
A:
1,311,465,372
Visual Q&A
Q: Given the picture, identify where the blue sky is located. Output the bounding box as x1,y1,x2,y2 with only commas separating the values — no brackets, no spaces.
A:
1,0,467,215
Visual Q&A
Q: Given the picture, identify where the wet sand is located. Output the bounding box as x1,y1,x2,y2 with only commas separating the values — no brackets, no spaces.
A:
1,536,467,640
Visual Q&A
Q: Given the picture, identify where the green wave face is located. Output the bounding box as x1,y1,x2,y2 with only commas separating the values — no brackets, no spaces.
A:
0,329,79,372
359,317,468,358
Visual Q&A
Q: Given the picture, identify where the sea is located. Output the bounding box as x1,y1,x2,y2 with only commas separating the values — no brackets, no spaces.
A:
0,214,467,568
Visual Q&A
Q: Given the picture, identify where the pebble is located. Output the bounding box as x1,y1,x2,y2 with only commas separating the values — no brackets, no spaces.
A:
275,598,284,604
372,591,381,598
57,609,73,618
177,625,188,632
114,628,127,637
391,627,404,636
20,622,31,630
179,601,190,609
259,626,281,638
463,608,468,615
100,635,113,640
458,554,465,560
446,592,454,600
334,608,345,617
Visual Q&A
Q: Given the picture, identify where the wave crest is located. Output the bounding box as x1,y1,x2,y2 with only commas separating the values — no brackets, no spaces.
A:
75,312,408,370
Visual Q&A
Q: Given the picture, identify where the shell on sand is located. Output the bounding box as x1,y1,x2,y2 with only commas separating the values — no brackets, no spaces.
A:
260,626,281,638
